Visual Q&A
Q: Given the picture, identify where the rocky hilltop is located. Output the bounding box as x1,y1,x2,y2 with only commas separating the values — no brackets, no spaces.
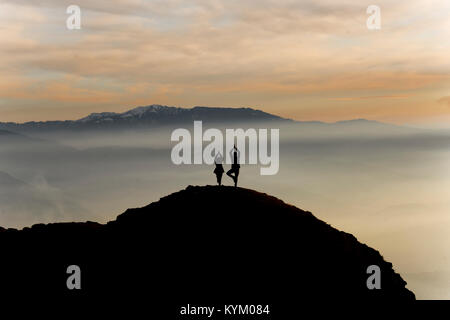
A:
0,186,414,301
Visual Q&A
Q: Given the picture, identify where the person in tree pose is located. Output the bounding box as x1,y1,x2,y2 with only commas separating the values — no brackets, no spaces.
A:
226,145,240,187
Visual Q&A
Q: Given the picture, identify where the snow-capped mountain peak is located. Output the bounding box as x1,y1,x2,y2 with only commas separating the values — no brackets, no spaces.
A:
120,105,171,118
78,112,118,123
0,104,289,131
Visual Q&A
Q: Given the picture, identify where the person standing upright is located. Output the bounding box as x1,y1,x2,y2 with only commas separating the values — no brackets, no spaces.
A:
213,152,225,185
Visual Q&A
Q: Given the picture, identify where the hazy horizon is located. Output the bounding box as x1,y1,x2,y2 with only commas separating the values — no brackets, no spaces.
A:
2,103,450,131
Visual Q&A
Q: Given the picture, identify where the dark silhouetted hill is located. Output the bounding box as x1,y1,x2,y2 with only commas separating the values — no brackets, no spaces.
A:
0,185,414,302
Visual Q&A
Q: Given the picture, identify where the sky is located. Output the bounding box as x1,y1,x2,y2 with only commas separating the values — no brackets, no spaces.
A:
0,0,449,126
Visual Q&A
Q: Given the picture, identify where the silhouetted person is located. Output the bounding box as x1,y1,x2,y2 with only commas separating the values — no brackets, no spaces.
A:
213,152,224,186
226,145,240,187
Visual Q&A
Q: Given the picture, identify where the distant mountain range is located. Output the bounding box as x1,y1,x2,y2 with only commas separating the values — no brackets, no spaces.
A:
0,104,402,133
0,105,290,132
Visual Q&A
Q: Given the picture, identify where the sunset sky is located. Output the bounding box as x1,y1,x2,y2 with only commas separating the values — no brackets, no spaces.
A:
0,0,449,125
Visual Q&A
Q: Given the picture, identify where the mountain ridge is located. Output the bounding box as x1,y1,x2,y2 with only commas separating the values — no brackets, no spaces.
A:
0,104,402,132
0,105,288,130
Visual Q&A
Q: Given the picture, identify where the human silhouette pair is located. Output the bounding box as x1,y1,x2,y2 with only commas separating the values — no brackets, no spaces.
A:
213,146,240,187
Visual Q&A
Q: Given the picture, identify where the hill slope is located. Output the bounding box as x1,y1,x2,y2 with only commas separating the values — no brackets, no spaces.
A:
0,186,414,301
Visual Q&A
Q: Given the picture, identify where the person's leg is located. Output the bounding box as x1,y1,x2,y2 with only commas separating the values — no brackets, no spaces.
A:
226,168,234,179
234,170,239,187
218,173,222,185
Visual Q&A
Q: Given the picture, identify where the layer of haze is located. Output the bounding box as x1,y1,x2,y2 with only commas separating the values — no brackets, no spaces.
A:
0,122,449,299
0,0,449,125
